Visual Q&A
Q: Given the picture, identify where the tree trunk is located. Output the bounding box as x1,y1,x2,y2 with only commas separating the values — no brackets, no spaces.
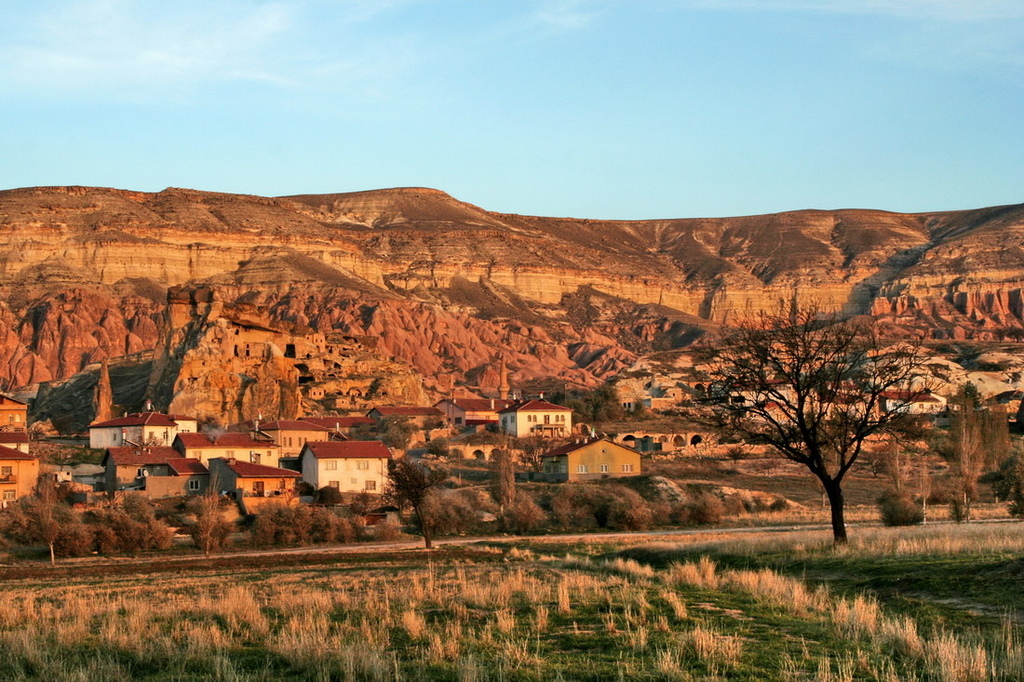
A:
823,480,848,544
49,542,56,565
413,505,433,549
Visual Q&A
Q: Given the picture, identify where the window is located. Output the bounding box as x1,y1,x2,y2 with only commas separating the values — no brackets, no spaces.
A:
329,481,340,488
325,460,338,471
1,466,11,476
600,464,609,473
249,452,260,463
365,480,376,491
577,464,588,474
188,479,201,491
2,490,14,501
621,464,634,473
356,460,369,470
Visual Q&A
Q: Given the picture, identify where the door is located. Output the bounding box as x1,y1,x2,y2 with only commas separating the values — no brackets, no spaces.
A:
252,481,265,496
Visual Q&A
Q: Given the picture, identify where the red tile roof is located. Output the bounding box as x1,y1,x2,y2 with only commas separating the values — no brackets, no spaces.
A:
175,432,277,448
219,459,301,478
300,416,375,430
880,390,943,403
0,432,29,444
103,446,180,466
437,398,513,412
90,412,184,428
498,399,572,414
539,437,632,459
0,444,36,461
166,459,210,475
303,441,392,460
257,420,330,432
368,406,443,418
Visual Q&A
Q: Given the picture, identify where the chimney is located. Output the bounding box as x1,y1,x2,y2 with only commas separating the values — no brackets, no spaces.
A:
490,398,495,409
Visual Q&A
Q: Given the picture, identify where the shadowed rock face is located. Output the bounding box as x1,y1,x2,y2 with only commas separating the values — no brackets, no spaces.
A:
2,185,1024,405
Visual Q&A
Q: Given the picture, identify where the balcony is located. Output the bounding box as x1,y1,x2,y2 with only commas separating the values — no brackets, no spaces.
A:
0,474,17,484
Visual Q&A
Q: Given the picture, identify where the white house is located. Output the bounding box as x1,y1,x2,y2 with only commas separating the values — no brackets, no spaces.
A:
299,440,392,494
498,399,572,438
88,412,198,449
879,389,947,415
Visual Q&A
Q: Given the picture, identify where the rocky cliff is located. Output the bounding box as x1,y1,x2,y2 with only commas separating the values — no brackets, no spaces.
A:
2,184,1023,422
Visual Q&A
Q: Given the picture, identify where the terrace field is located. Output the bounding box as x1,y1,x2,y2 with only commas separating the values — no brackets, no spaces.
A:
0,523,1021,680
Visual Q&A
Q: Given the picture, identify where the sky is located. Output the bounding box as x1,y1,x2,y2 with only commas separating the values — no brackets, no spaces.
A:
1,0,1021,220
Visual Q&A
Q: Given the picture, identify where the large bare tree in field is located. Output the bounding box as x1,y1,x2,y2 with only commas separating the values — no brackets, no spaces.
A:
696,306,930,544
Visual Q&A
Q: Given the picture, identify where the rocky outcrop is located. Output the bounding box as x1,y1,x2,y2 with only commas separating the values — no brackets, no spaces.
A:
1,185,1023,417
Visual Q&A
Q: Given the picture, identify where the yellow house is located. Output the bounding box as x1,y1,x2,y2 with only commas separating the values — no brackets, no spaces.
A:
0,445,39,505
0,395,28,431
173,432,282,468
255,420,331,456
540,438,641,482
208,457,300,498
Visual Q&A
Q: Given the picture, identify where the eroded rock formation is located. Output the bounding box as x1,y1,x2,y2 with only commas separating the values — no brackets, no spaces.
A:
1,184,1023,425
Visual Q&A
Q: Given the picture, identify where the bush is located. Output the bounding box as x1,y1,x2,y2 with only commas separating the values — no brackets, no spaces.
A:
675,492,725,526
373,520,403,542
605,487,654,531
500,493,547,533
420,489,481,536
426,438,450,458
550,484,604,529
877,489,924,526
186,495,233,556
548,483,655,531
314,486,344,505
0,497,94,560
252,502,355,546
86,494,173,554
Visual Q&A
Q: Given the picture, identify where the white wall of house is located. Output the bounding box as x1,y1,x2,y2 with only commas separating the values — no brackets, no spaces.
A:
500,410,571,438
301,453,387,493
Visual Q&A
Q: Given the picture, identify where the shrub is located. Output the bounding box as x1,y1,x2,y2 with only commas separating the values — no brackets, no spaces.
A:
605,487,654,531
676,492,725,526
86,495,173,554
550,484,603,529
420,489,480,536
877,489,924,526
314,486,344,505
186,495,233,556
500,493,547,533
373,520,403,541
252,502,355,546
426,438,450,458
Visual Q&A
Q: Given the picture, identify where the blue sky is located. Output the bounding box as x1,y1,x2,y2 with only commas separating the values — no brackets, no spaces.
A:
1,0,1021,219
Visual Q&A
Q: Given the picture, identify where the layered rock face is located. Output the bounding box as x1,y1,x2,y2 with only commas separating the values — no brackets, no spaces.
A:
2,184,1023,421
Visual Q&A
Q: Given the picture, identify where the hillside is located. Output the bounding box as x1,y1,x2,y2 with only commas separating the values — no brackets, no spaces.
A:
2,184,1024,414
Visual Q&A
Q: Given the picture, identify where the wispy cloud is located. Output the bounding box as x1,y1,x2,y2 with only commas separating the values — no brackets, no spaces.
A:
0,0,429,99
676,0,1024,21
533,0,605,29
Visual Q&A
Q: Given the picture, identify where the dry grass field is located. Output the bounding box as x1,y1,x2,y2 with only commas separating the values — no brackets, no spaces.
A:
0,523,1021,680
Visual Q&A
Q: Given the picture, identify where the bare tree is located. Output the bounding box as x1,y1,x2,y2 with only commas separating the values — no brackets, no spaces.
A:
695,305,929,544
493,448,517,509
186,494,232,556
387,458,448,549
941,384,1009,520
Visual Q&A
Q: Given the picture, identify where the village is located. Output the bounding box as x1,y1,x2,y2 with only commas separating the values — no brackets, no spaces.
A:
1,334,1021,556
